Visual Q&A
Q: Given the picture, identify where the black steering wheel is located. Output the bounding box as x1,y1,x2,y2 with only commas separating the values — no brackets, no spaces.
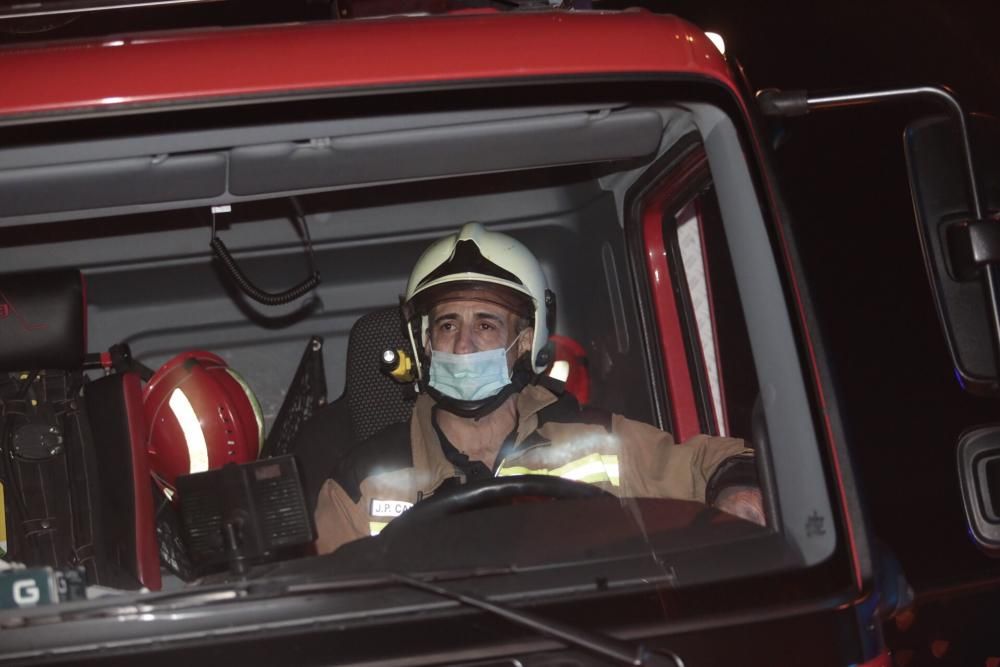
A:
379,474,614,536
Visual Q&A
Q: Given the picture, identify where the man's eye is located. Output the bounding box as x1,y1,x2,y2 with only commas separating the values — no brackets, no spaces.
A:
478,322,495,331
438,322,456,332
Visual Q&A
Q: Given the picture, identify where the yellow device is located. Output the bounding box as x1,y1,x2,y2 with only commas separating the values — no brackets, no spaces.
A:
380,348,416,383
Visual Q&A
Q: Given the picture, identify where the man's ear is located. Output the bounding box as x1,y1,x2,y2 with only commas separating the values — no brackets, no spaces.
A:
518,327,534,358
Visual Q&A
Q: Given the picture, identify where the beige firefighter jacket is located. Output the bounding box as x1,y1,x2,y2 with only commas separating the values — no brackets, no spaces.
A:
314,383,752,555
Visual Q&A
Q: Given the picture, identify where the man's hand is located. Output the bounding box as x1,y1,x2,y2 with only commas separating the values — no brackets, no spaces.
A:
713,485,766,526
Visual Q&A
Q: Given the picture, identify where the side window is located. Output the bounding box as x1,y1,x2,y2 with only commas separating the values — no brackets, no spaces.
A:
666,188,759,439
633,132,836,565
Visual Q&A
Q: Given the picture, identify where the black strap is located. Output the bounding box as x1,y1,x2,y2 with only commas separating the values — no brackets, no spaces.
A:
431,409,496,483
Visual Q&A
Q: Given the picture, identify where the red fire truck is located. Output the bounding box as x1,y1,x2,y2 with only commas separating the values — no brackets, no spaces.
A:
0,4,997,665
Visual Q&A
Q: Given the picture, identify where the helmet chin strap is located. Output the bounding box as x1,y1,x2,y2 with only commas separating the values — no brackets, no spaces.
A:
426,359,534,420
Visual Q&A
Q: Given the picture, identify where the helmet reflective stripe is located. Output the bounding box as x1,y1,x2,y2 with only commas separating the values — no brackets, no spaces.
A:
548,360,571,382
369,521,388,536
495,453,621,487
167,387,209,475
404,222,553,375
225,368,264,453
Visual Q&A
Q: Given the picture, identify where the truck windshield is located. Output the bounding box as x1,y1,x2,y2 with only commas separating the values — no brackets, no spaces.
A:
0,94,836,616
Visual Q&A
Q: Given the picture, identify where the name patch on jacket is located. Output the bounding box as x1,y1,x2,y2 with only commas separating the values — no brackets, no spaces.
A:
371,499,413,518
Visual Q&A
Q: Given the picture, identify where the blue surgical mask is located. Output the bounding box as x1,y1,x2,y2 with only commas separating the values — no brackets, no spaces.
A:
428,334,523,402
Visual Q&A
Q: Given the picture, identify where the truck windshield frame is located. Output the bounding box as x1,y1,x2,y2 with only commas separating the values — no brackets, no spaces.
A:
0,75,859,666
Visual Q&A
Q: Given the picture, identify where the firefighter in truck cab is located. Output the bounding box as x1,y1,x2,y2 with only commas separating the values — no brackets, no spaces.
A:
314,223,765,553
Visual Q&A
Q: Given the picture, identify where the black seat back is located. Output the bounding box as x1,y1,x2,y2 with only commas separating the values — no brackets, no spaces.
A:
292,307,417,510
346,308,418,443
0,269,87,371
0,269,160,589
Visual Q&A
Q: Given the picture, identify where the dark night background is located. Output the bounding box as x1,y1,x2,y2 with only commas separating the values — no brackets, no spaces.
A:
660,0,998,577
687,2,1000,662
713,0,1000,585
693,0,1000,588
3,0,1000,662
674,2,1000,661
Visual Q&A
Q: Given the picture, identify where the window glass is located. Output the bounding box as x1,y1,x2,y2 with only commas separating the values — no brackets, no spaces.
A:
669,190,760,441
675,200,727,435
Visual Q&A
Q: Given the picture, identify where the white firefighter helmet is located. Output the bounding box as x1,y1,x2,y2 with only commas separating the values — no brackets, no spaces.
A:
403,222,555,378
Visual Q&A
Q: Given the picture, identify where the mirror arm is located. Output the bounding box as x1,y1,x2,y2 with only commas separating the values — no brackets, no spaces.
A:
757,85,1000,369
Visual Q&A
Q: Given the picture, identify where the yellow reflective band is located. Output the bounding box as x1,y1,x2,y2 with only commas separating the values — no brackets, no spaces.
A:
601,454,621,487
496,452,620,487
496,466,541,477
369,521,388,536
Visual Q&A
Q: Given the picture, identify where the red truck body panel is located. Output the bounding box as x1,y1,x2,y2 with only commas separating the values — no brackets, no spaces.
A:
0,11,732,119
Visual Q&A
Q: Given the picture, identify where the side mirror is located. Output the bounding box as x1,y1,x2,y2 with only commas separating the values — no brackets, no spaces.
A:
904,113,1000,395
757,87,1000,393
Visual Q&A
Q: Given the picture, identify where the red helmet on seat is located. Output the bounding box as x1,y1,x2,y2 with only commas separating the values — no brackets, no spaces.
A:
143,350,263,496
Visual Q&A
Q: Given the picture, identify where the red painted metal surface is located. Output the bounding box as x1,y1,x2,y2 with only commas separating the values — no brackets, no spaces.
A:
640,149,710,442
643,205,699,441
122,372,162,591
0,11,733,119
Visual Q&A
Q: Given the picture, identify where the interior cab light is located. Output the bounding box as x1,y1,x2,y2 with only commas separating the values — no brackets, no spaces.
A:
705,31,726,55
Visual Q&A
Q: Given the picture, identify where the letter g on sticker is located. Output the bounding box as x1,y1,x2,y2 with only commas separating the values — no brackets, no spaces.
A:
13,580,41,607
370,498,413,518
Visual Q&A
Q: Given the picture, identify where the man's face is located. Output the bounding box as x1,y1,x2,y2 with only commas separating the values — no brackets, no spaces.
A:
427,298,533,371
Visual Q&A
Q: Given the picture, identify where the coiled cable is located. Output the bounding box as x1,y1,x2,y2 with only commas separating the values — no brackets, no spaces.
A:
210,198,321,306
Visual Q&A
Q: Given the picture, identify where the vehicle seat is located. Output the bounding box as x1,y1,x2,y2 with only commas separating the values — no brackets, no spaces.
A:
0,270,160,590
291,307,417,511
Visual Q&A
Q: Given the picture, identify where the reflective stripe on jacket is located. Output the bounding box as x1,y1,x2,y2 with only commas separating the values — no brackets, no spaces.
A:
313,383,752,555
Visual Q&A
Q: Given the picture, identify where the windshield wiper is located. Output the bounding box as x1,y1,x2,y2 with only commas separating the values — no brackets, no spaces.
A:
5,566,682,666
289,571,683,667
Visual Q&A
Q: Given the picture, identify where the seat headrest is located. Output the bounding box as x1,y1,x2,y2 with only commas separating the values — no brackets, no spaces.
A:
345,307,415,442
0,270,87,371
